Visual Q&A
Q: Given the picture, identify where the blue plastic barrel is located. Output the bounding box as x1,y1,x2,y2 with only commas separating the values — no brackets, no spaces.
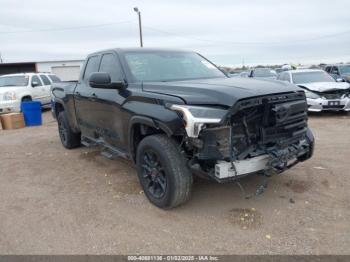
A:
21,101,42,126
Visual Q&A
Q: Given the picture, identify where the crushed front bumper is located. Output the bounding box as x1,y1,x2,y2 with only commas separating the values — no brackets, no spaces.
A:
214,137,312,181
307,97,350,112
0,100,21,113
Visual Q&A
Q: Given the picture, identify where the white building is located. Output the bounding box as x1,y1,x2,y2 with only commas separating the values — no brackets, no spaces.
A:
36,60,84,81
0,59,84,81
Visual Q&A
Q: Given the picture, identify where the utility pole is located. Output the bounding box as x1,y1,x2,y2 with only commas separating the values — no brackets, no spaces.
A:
133,7,143,47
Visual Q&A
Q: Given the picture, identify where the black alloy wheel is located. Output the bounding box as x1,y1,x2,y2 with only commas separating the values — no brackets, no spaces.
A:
141,149,167,199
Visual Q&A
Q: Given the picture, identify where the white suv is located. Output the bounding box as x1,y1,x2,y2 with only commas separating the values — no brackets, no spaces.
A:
0,73,61,113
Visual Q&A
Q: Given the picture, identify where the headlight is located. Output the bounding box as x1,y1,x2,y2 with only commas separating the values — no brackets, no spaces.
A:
170,105,227,137
3,91,17,101
304,90,320,99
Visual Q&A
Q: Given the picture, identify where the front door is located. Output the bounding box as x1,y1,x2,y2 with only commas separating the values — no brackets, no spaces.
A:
38,74,52,105
30,75,45,103
91,53,128,151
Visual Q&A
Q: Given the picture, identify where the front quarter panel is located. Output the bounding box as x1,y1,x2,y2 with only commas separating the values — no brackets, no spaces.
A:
121,88,186,152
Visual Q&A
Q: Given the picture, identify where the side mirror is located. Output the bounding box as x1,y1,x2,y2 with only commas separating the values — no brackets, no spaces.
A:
32,81,39,87
89,72,124,89
336,78,345,82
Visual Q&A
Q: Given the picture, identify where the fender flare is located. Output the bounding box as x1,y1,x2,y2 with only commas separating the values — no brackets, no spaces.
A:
52,99,66,118
128,116,174,162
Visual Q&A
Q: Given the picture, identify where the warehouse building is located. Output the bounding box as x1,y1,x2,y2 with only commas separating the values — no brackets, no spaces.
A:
0,60,84,81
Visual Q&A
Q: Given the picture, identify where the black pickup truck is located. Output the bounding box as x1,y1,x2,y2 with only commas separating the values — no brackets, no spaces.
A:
51,48,314,209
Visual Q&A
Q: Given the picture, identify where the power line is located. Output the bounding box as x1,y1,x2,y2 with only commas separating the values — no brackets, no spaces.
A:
0,19,349,47
0,20,133,35
143,25,350,46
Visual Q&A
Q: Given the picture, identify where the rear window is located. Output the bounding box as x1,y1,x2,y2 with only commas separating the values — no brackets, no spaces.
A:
48,75,61,83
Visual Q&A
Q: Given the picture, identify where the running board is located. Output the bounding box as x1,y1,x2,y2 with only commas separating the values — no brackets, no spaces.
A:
101,145,129,160
81,136,129,160
81,137,97,147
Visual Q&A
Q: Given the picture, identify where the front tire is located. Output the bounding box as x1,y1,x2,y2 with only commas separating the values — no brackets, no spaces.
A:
136,134,193,209
57,111,81,149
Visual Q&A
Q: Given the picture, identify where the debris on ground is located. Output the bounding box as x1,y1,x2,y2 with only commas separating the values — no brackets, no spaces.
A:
313,166,327,170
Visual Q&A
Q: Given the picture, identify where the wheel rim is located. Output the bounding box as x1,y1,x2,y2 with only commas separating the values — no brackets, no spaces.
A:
141,150,167,199
58,118,67,144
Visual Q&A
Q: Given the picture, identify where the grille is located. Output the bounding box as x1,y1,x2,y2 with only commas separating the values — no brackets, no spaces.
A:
322,93,344,99
323,105,344,109
229,92,308,159
321,90,349,100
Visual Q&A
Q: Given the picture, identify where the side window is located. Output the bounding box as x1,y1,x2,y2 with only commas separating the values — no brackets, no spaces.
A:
331,66,339,75
325,66,331,73
99,53,123,81
83,56,100,82
39,74,51,85
31,75,42,86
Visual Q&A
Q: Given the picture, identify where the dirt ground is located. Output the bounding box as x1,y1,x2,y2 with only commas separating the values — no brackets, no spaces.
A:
0,111,349,255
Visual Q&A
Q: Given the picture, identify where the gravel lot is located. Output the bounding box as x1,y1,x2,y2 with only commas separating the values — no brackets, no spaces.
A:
0,111,349,255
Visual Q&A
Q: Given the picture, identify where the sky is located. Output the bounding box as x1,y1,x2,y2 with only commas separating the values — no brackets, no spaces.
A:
0,0,350,67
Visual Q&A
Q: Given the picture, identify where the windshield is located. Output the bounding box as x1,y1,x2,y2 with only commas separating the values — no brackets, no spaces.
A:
0,75,29,87
123,51,226,82
339,65,350,74
253,68,277,77
292,71,335,84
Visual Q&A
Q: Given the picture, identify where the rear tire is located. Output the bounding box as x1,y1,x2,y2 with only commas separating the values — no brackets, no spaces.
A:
136,134,193,209
57,111,81,149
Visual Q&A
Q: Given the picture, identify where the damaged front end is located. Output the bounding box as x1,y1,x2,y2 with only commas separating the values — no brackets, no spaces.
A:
173,91,314,182
303,88,350,112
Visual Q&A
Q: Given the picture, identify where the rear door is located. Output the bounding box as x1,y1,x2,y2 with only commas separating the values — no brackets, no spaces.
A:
74,55,101,138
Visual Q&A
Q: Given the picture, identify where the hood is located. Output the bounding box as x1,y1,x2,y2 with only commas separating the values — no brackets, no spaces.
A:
142,77,300,106
0,85,24,93
297,82,350,92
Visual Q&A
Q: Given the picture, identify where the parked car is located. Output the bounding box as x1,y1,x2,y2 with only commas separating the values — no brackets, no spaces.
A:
228,71,241,77
239,71,249,78
248,68,277,80
51,48,314,209
325,64,350,83
275,68,284,74
277,69,350,112
228,71,249,78
0,73,60,113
